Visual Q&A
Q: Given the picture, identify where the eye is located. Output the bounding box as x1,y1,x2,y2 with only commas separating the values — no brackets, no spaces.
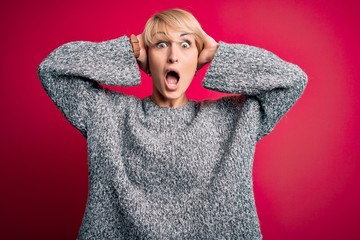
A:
156,42,168,48
180,41,191,48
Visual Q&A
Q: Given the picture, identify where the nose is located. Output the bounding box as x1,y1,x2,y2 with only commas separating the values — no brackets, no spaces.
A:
167,45,179,63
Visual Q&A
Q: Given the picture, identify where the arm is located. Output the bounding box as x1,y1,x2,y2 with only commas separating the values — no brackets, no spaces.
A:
38,36,140,136
202,42,307,139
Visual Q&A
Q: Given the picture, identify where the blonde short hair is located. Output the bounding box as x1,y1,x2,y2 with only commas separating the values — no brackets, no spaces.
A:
143,8,204,53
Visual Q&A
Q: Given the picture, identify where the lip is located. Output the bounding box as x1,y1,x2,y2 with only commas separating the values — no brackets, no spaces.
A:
164,68,180,91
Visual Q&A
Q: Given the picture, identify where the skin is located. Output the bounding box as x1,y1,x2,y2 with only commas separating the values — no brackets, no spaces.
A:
136,28,218,108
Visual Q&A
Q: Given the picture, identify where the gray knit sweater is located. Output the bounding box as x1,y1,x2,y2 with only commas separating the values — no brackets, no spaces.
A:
38,36,307,239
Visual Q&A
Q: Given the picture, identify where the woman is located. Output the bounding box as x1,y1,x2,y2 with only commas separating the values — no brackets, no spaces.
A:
38,8,307,240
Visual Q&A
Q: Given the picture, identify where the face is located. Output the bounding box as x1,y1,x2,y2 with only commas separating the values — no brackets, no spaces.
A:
148,29,198,107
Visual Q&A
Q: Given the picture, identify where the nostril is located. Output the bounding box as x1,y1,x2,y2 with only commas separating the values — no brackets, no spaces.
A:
168,56,178,63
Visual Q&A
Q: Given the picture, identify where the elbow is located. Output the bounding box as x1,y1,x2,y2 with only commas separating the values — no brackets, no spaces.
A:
37,61,45,78
37,56,49,78
37,60,46,82
293,64,308,92
37,58,55,89
37,56,55,82
292,66,308,102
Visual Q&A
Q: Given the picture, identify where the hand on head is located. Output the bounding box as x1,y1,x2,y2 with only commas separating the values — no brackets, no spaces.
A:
197,30,218,70
130,34,148,73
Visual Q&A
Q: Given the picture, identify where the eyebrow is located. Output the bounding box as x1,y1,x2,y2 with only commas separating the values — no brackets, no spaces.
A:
152,32,191,37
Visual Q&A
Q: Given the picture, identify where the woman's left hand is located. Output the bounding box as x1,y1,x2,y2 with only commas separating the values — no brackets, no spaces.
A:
197,30,218,70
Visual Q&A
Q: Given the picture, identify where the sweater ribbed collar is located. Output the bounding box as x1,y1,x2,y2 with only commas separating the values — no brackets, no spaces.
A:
141,96,198,126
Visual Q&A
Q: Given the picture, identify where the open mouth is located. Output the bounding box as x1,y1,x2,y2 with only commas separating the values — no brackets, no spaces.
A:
165,71,180,90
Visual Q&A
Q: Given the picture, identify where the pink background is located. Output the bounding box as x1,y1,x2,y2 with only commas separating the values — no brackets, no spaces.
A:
1,0,360,239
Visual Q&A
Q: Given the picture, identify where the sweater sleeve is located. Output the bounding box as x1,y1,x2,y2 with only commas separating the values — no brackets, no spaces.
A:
38,36,140,136
202,41,307,139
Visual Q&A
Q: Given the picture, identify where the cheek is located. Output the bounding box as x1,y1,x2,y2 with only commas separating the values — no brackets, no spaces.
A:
184,55,198,73
148,53,162,76
148,52,157,70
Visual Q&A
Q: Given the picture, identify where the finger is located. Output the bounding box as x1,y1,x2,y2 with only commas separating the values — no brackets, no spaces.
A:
130,34,140,58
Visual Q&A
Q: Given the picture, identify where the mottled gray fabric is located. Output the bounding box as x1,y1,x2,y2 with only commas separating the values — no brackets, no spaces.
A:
38,36,307,239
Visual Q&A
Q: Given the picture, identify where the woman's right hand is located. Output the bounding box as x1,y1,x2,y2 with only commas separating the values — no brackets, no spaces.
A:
131,34,148,73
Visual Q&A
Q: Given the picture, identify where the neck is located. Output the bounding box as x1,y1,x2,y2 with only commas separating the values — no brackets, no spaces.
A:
150,92,189,108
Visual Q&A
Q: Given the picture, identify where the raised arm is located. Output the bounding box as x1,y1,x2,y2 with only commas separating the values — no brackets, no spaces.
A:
202,41,307,139
38,36,140,136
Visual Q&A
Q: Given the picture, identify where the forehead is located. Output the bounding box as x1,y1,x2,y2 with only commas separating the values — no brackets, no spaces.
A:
152,30,195,41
